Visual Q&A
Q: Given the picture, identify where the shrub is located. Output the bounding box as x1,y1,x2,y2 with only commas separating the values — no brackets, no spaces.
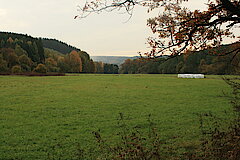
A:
11,65,22,73
34,64,47,73
91,113,166,160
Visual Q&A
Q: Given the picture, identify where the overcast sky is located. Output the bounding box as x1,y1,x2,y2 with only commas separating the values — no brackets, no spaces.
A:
0,0,238,57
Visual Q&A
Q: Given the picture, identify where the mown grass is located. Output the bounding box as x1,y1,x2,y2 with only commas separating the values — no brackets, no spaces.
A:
0,74,233,159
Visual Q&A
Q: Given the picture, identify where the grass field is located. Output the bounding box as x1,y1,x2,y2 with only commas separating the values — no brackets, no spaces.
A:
0,74,233,159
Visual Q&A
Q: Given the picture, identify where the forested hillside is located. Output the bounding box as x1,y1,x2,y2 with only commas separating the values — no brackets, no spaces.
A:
0,32,45,73
41,38,80,54
0,32,45,63
120,42,240,75
0,32,118,74
1,31,238,75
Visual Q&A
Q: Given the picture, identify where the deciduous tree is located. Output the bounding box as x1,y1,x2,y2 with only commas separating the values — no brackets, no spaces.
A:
11,65,22,74
69,50,83,72
0,55,8,72
34,64,47,73
95,61,104,73
89,59,96,73
15,44,27,56
45,57,58,72
78,0,240,57
19,54,33,72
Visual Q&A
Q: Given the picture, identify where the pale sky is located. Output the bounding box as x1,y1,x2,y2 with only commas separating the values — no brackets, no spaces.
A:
0,0,238,56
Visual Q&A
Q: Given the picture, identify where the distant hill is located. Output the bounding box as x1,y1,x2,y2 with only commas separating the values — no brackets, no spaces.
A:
0,31,97,74
41,38,80,54
91,56,138,66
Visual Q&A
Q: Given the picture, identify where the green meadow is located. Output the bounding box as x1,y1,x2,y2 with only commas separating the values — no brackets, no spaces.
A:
0,74,233,159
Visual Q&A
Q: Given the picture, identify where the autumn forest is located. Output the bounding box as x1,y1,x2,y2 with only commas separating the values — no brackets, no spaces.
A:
0,31,239,75
0,32,118,75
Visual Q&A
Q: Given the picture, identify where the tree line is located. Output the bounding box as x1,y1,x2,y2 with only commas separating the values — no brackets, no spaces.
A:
0,32,119,74
120,42,240,75
2,32,239,75
44,48,118,74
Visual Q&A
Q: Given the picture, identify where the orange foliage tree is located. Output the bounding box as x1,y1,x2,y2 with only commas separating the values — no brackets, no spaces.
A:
69,50,83,73
77,0,240,57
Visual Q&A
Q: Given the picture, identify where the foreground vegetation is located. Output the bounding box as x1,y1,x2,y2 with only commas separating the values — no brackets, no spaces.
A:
0,74,234,159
